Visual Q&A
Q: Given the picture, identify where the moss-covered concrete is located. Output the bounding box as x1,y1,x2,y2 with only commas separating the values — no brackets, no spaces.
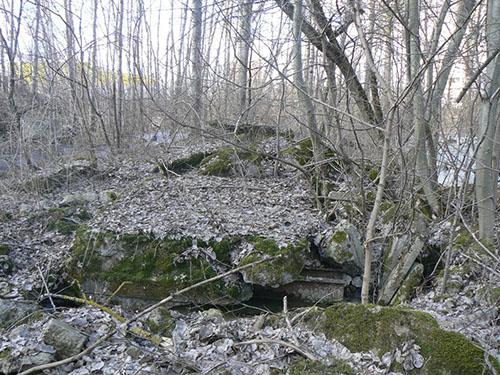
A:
270,359,355,375
199,147,263,177
67,227,251,307
239,237,308,287
301,303,499,375
158,152,211,176
199,148,236,177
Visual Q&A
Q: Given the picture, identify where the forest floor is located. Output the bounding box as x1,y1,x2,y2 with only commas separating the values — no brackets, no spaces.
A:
0,138,498,374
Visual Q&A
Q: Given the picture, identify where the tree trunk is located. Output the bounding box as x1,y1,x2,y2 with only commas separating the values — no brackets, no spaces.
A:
476,0,500,240
191,0,203,132
235,0,253,122
292,0,322,170
408,0,441,217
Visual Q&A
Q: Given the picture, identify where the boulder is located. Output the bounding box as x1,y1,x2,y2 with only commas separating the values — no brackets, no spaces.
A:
0,300,39,329
239,237,308,288
146,307,176,337
41,318,87,359
320,220,364,275
0,352,54,374
300,303,500,375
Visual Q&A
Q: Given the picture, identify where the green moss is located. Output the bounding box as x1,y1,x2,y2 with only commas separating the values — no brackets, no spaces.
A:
0,244,9,256
240,237,308,286
160,152,210,175
208,237,241,264
40,206,91,235
0,212,12,222
271,359,354,375
68,229,248,304
330,231,347,244
302,303,499,374
366,165,380,182
199,148,235,177
105,191,118,201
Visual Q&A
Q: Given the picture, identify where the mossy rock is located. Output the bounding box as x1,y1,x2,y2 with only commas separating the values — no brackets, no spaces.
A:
283,138,343,174
199,147,263,177
146,307,175,337
22,164,96,193
0,244,9,256
32,206,91,236
239,237,308,287
67,227,251,308
0,255,14,275
301,303,499,374
199,148,236,177
391,262,424,305
158,152,211,175
321,220,364,275
0,211,12,222
271,359,355,375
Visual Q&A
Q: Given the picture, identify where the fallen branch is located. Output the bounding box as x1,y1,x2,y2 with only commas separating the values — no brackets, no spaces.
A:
19,255,280,375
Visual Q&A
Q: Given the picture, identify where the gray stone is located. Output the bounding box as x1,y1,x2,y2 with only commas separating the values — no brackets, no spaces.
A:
81,192,98,203
378,236,424,305
391,263,424,305
320,220,364,275
41,318,87,359
0,300,39,329
146,307,175,336
59,193,85,207
0,352,54,374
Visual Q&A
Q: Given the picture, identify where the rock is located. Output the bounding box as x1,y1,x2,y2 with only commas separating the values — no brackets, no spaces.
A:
0,352,54,374
41,318,87,359
320,220,364,275
239,237,308,288
391,262,424,305
301,303,500,375
0,300,39,329
0,255,14,275
146,307,175,337
0,243,9,255
377,236,424,305
60,193,85,207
